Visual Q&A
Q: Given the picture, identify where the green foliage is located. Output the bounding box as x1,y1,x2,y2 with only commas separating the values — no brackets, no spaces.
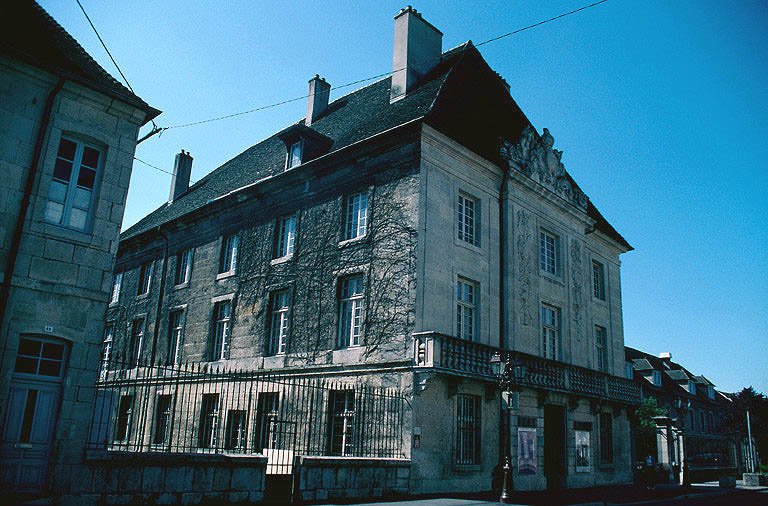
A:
635,397,669,433
722,387,768,462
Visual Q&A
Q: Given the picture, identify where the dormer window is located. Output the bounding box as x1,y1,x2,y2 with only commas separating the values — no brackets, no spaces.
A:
707,385,714,399
287,141,303,169
652,370,661,386
688,380,696,395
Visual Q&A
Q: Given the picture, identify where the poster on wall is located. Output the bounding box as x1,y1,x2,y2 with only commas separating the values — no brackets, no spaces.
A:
575,430,590,472
517,428,537,475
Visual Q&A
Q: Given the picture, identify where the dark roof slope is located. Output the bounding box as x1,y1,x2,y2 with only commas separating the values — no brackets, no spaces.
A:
1,1,159,123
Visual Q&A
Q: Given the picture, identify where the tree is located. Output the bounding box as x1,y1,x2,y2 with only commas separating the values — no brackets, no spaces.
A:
722,387,768,467
633,398,668,461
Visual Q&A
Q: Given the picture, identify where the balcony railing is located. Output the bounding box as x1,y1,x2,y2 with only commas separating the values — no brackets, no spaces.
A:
412,332,641,404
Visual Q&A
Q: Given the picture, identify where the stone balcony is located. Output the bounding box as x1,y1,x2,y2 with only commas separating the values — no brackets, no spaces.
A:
412,331,641,404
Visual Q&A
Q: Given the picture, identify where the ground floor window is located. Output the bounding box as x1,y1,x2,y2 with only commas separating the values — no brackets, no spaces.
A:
328,390,355,456
152,394,173,445
456,394,481,465
599,412,613,464
198,394,219,448
115,395,133,442
225,409,248,450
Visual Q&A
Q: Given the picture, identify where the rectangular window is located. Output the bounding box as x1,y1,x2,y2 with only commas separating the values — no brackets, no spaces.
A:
592,260,606,300
198,393,220,449
225,410,248,450
456,279,476,341
328,390,355,456
343,192,368,241
211,301,231,360
110,273,122,305
541,304,561,360
254,393,279,450
707,385,715,399
287,141,302,169
168,310,184,365
44,137,101,231
337,275,364,348
539,230,560,276
625,363,634,380
456,394,481,465
129,317,145,367
457,193,479,246
137,261,153,296
688,381,696,395
175,249,192,285
274,215,296,258
268,290,290,355
599,412,613,464
115,395,133,442
101,325,114,379
652,370,662,386
14,337,66,377
595,326,608,372
153,394,173,445
219,235,239,274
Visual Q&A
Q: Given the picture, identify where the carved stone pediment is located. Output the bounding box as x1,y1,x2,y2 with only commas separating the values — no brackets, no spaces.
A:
500,126,588,210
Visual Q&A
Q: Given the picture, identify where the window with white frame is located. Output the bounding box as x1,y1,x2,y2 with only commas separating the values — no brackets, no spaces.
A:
137,261,152,296
539,230,560,276
168,310,184,365
541,304,561,360
337,275,364,348
110,273,122,305
287,141,303,169
153,394,173,445
175,249,192,285
44,137,102,231
592,260,606,300
129,317,145,367
198,393,219,449
595,325,608,372
101,324,113,379
343,192,368,241
274,215,296,258
114,394,133,442
268,290,290,355
456,279,476,341
328,389,356,456
225,410,248,450
254,392,279,450
211,301,231,360
219,234,239,274
456,394,481,465
457,193,479,247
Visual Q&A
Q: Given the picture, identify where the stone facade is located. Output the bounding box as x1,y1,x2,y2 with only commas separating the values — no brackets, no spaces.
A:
0,3,157,496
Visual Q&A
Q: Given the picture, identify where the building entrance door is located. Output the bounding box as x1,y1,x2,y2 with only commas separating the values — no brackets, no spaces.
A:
544,404,566,490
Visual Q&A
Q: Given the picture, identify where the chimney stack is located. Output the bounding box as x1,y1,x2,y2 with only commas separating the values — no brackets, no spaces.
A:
390,6,442,102
169,150,193,203
658,352,672,365
307,75,331,126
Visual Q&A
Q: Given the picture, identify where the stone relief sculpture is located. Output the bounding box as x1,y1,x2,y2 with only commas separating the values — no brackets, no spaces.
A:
499,126,588,210
516,209,533,327
570,238,584,337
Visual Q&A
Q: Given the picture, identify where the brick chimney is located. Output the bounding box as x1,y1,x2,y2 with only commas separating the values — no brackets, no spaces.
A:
168,150,192,203
306,75,331,126
390,6,442,102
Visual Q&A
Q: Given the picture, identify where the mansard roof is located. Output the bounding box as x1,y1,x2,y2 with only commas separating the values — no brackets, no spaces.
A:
1,1,159,123
121,42,630,251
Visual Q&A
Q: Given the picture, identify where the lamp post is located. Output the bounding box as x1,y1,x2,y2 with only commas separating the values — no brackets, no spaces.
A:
674,398,691,488
491,352,525,504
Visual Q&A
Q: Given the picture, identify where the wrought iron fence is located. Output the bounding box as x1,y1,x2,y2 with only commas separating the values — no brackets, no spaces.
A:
87,356,406,473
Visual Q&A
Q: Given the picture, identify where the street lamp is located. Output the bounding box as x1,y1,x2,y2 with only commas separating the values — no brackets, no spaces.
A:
491,352,526,504
674,398,692,488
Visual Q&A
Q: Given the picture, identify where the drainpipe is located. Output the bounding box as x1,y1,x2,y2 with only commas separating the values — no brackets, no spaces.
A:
0,78,65,356
499,165,511,350
149,226,169,365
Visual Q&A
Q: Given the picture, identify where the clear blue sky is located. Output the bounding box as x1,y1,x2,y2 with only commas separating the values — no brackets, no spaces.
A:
42,0,768,393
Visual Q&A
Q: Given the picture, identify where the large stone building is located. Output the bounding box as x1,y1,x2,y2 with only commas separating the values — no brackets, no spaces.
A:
0,1,159,496
99,7,638,500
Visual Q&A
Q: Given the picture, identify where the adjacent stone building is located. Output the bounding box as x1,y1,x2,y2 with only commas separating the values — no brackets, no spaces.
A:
100,7,638,500
0,0,159,496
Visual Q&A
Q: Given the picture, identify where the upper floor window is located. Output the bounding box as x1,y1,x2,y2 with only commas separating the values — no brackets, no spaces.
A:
595,325,608,372
287,141,303,169
337,275,364,348
129,317,145,367
44,137,101,231
688,380,696,395
101,324,114,379
592,260,606,300
343,192,368,241
456,279,476,341
168,310,184,365
539,230,560,276
175,249,192,285
274,215,296,259
625,363,634,380
456,394,481,465
707,385,715,399
651,370,662,386
110,272,122,305
268,290,290,355
137,261,153,296
219,235,239,274
457,193,479,247
541,304,561,360
211,301,232,360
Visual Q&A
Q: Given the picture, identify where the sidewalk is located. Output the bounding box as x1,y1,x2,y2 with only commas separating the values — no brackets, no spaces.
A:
314,482,768,506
